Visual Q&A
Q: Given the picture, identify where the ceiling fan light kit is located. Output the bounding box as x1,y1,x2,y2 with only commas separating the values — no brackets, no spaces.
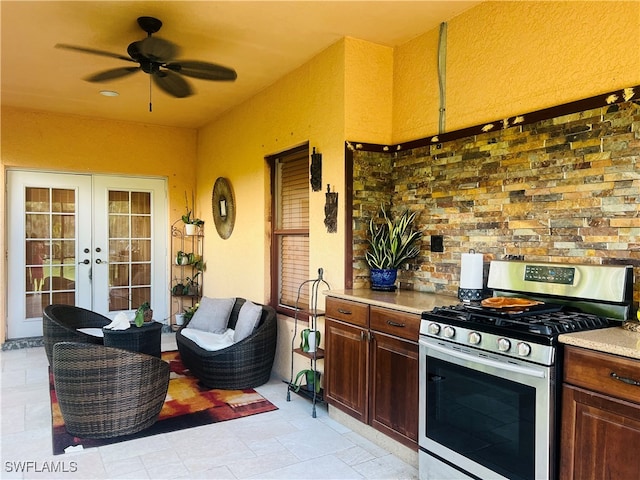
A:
56,16,237,109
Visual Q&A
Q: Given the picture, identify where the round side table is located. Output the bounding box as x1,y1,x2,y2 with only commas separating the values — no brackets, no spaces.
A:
102,321,162,358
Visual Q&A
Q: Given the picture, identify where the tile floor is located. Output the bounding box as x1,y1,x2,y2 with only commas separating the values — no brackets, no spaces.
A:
1,334,419,479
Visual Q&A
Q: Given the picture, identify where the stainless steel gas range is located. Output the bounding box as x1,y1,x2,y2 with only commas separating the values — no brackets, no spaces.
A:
418,260,634,480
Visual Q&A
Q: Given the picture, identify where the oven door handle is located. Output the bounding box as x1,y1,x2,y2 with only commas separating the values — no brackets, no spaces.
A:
425,341,547,379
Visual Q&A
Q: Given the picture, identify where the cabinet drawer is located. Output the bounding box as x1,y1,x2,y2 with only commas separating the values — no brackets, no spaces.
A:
326,297,369,327
564,345,640,405
370,306,420,341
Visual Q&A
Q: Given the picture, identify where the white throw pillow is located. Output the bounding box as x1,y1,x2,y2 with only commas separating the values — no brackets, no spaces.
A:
187,297,235,333
233,300,262,342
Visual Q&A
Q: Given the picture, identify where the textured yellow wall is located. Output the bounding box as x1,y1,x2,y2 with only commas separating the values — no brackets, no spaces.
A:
393,1,640,143
1,107,197,220
344,38,394,144
195,40,347,302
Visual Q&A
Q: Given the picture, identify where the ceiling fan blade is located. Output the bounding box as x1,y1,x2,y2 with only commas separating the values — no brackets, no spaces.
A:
55,44,135,63
165,61,237,81
153,70,192,98
138,37,179,63
85,67,140,82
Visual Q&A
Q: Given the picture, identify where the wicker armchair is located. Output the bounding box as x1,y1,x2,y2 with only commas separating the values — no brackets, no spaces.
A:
52,342,170,439
176,298,277,389
43,304,111,366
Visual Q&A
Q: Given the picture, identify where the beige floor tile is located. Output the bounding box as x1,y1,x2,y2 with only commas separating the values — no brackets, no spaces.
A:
1,337,417,480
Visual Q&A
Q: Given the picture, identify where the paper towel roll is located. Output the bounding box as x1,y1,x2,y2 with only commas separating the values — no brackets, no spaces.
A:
460,253,483,289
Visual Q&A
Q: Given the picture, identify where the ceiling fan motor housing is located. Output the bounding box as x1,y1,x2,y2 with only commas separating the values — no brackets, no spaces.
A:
137,16,162,35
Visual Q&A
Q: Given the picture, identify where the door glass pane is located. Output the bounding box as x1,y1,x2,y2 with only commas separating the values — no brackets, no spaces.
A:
108,190,152,312
25,187,77,317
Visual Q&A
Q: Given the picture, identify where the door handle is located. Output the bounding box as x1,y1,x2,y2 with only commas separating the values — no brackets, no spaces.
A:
78,259,90,265
95,258,108,264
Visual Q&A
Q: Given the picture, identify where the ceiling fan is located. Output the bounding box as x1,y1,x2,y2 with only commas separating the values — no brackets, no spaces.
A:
56,16,237,104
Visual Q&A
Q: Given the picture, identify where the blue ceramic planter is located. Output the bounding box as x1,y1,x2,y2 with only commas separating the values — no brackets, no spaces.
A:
370,268,397,290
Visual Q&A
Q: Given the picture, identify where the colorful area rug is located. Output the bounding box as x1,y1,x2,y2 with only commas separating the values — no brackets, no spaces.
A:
50,350,278,455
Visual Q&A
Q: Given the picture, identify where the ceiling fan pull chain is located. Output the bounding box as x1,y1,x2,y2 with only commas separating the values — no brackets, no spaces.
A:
149,75,153,112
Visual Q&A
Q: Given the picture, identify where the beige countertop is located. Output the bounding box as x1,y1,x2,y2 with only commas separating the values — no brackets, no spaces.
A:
325,289,640,361
323,289,456,315
559,326,640,360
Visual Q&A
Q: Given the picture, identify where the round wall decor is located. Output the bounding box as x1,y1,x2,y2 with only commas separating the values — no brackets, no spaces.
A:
211,177,235,239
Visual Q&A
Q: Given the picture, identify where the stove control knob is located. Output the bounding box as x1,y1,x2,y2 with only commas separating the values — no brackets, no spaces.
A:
497,338,511,352
517,342,532,357
468,331,481,345
443,326,456,338
428,323,441,335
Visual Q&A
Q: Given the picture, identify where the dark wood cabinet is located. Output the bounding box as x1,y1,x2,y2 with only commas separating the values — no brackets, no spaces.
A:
371,331,419,445
561,345,640,480
325,317,369,422
325,296,420,448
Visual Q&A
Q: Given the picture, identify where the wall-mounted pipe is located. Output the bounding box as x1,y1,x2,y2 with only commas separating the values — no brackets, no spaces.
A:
438,22,447,134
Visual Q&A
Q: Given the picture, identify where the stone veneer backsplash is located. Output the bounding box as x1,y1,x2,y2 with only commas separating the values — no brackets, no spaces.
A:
352,99,639,309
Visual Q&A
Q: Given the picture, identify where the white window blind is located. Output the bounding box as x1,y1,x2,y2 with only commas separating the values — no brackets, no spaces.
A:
274,147,309,309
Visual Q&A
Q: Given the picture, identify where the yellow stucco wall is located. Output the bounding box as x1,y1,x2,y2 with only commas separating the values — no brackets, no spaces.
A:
393,0,640,143
196,40,348,302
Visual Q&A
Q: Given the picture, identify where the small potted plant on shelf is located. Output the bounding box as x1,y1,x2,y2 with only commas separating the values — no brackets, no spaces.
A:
365,203,421,291
185,272,201,296
183,303,199,323
182,191,204,235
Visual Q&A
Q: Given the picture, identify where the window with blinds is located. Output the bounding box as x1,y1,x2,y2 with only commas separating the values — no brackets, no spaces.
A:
271,145,309,311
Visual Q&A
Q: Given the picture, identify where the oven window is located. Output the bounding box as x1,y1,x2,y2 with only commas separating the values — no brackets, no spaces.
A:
426,356,535,480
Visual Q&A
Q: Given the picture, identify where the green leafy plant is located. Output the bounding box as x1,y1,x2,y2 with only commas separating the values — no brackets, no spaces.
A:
182,191,204,227
365,204,421,270
134,302,151,327
184,303,199,322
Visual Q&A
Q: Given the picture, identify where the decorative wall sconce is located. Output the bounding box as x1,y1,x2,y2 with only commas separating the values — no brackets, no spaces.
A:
324,184,338,233
310,147,322,192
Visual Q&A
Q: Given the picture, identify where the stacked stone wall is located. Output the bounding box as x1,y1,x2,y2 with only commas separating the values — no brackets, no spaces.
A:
352,98,639,307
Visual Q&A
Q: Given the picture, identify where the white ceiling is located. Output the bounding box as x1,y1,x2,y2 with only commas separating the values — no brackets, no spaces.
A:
1,1,481,129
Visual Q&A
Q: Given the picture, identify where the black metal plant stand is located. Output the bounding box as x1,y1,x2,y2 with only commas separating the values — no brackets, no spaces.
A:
286,268,330,417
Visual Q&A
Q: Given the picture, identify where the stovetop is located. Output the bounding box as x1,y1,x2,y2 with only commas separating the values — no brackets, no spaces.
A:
420,303,612,366
420,261,632,364
426,303,611,338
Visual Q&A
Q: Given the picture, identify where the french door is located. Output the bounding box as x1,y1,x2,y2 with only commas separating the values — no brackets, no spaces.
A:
7,171,168,339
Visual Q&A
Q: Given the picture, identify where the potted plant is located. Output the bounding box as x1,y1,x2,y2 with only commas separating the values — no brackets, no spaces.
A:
185,272,201,296
183,303,199,323
365,204,421,290
182,191,204,235
134,302,153,327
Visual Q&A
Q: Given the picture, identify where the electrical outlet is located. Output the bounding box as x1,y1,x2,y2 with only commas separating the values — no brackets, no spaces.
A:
431,235,444,252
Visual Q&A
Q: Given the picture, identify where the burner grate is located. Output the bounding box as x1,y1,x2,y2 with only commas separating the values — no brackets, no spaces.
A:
427,305,610,337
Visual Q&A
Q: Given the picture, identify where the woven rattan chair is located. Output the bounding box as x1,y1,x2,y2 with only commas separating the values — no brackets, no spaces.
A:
43,304,110,365
176,298,277,389
52,342,170,439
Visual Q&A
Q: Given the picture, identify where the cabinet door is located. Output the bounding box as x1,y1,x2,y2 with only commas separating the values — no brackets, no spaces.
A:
561,384,640,479
325,318,369,422
371,332,419,448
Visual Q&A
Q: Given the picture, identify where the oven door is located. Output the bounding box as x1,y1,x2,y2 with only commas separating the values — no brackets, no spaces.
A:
418,337,554,480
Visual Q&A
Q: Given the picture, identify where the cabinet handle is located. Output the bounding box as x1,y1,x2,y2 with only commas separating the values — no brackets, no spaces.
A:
360,331,365,341
610,371,640,387
338,308,352,315
387,320,405,328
